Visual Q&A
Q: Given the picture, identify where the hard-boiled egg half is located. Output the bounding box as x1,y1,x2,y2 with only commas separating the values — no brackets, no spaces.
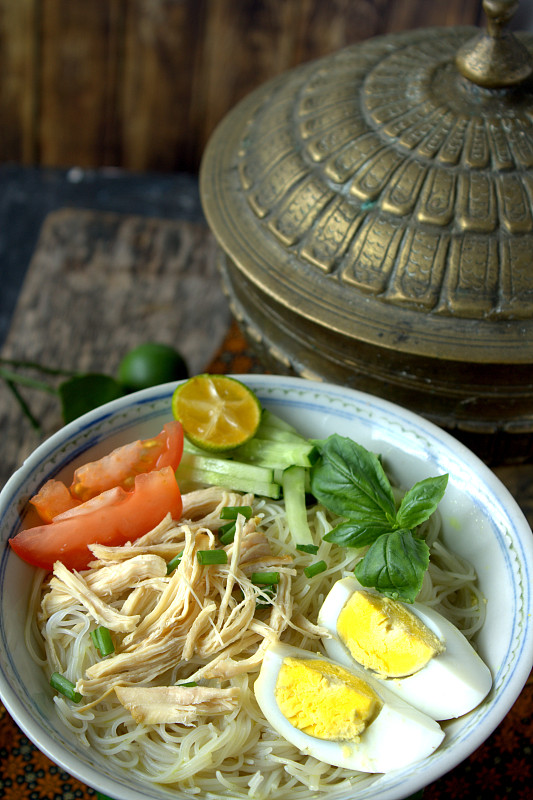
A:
318,576,492,721
254,642,444,773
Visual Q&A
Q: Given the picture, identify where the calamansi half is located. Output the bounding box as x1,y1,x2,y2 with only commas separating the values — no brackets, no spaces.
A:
171,374,261,452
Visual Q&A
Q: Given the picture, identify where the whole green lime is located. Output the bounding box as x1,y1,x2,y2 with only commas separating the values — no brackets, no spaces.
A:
117,342,189,392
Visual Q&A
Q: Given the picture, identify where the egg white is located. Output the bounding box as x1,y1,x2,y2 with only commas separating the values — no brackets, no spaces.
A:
254,642,445,774
318,577,492,721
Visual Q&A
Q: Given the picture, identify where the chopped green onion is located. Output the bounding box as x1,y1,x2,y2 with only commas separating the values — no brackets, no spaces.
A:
197,549,228,566
220,505,253,520
304,560,328,579
50,672,82,703
296,543,319,554
218,521,236,544
251,571,280,585
166,552,183,574
255,585,277,607
178,680,198,687
90,626,115,657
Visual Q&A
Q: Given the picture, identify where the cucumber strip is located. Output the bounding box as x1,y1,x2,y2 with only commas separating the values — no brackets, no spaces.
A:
176,453,281,499
233,439,317,469
182,438,229,456
182,412,312,460
256,411,308,443
274,467,312,492
282,465,314,546
260,410,302,435
179,452,273,481
254,427,305,444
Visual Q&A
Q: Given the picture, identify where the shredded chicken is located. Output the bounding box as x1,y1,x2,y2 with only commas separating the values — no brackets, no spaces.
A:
40,554,168,617
178,487,254,525
45,562,140,632
88,542,183,563
39,489,297,723
114,684,240,724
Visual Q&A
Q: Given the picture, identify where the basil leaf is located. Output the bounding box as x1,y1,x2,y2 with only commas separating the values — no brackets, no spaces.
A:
310,434,447,602
396,474,449,530
311,435,396,522
58,374,125,423
324,519,394,548
354,529,429,603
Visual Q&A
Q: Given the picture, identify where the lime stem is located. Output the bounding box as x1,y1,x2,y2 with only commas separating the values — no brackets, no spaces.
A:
4,380,42,432
0,357,76,377
0,366,58,394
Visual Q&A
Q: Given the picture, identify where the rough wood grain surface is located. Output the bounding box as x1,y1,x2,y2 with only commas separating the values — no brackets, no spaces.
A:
0,0,483,171
0,207,232,490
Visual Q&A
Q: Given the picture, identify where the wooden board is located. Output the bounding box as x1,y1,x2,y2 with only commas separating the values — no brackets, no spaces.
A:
0,0,483,171
0,207,232,489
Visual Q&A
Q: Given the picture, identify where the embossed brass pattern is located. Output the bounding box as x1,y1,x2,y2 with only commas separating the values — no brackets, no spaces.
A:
200,3,533,463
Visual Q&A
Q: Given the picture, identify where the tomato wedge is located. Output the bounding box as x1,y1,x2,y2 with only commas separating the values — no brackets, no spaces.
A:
30,479,81,522
10,467,182,572
69,421,184,501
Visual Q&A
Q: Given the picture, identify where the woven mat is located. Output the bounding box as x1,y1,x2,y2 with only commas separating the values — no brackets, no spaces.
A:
0,209,531,799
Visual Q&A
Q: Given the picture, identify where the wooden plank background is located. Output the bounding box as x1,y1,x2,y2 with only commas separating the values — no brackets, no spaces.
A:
0,0,483,173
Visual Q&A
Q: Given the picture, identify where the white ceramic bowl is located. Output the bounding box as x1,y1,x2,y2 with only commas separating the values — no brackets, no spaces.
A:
1,375,532,800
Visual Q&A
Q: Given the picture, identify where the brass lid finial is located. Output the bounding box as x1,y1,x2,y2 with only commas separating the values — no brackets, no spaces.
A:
456,0,533,87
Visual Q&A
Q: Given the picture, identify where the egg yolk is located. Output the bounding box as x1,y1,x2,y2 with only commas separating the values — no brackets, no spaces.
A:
274,657,382,740
337,591,445,678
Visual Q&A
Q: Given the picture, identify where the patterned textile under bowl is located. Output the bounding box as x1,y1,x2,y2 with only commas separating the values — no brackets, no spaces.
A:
200,3,533,465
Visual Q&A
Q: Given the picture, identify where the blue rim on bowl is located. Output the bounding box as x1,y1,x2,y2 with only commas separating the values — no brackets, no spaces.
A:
0,375,532,800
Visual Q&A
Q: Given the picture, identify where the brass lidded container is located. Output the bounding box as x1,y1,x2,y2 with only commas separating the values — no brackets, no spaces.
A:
200,1,533,464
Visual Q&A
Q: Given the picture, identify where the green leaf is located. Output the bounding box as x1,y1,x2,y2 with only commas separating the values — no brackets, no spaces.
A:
58,374,125,424
323,519,394,548
309,434,447,603
311,435,396,522
354,529,430,603
396,474,449,530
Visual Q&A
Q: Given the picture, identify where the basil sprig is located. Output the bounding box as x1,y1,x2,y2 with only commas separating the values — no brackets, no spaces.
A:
310,435,448,603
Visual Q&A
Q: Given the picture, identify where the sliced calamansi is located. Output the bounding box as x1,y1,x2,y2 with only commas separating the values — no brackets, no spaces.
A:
171,374,261,452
